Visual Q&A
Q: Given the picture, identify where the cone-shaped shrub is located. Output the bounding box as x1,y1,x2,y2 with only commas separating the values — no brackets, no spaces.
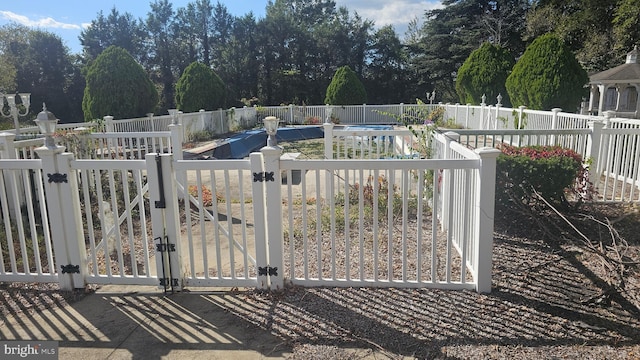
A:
175,62,226,112
82,46,158,120
506,34,588,111
325,65,367,105
456,43,515,106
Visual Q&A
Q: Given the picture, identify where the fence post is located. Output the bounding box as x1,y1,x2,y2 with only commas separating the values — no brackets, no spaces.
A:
36,145,87,290
517,106,527,129
551,107,562,129
220,108,227,133
465,104,471,128
289,104,294,124
146,153,183,291
480,95,486,129
362,104,367,124
494,96,502,129
261,145,283,289
199,109,206,132
474,147,501,293
455,103,460,125
249,152,269,290
587,120,606,187
169,123,185,200
0,132,24,217
104,115,114,132
440,131,460,232
550,108,562,144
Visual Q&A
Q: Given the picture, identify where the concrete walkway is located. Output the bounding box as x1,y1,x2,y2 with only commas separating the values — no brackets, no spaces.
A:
1,285,291,359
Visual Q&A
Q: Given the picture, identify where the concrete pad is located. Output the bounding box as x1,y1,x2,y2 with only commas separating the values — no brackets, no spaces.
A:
1,285,291,359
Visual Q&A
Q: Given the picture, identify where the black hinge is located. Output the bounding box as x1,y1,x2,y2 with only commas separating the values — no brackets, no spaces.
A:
48,173,68,183
155,155,166,208
258,266,278,277
159,278,179,287
253,172,275,182
61,264,80,274
156,243,176,252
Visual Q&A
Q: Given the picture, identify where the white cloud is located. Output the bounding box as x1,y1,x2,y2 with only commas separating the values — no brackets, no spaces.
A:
0,10,81,30
336,0,443,35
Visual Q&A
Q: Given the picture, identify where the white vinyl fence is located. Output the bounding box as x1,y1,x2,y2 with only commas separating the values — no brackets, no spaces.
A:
3,101,639,294
0,124,500,293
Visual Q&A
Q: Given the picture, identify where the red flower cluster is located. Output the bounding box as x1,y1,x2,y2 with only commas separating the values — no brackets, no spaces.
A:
499,144,583,163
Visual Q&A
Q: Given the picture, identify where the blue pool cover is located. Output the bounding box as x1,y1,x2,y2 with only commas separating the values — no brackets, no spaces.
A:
211,126,325,159
209,125,393,159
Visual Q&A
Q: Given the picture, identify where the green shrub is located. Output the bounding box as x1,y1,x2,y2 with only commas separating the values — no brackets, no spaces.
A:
324,65,367,105
456,43,515,107
175,62,226,112
82,46,158,121
505,34,588,111
496,145,589,208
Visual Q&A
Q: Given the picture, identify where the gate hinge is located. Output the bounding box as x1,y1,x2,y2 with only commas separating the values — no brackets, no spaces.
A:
159,278,179,287
253,172,275,182
48,173,68,183
156,243,176,252
258,266,278,277
61,264,80,274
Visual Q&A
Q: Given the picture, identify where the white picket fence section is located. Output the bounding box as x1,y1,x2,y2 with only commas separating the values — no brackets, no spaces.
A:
0,123,499,293
3,100,640,294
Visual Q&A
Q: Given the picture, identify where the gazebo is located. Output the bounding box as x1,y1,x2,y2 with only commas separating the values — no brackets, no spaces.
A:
587,46,640,118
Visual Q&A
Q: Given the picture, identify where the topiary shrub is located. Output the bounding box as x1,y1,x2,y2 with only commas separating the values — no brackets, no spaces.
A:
496,145,591,209
175,62,226,112
82,46,158,121
505,34,588,111
324,65,367,105
456,43,515,107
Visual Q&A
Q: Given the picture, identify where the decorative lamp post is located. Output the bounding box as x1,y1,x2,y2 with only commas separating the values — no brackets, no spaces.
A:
34,103,58,148
263,116,279,147
428,90,436,104
1,92,31,135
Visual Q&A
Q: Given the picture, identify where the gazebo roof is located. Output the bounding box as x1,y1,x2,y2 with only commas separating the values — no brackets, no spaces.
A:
590,46,640,84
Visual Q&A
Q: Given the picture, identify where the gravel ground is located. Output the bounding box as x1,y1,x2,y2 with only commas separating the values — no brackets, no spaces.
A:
1,203,639,359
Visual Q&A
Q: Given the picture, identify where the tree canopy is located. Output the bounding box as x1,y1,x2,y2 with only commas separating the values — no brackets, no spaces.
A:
0,24,82,123
3,0,639,123
505,34,588,111
82,46,158,120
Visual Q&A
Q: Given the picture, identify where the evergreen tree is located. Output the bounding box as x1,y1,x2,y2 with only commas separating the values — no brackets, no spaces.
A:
175,61,226,112
82,46,158,120
324,65,367,105
456,42,515,106
505,34,588,111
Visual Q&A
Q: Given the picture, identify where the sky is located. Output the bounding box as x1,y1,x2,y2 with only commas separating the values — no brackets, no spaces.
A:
0,0,442,55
